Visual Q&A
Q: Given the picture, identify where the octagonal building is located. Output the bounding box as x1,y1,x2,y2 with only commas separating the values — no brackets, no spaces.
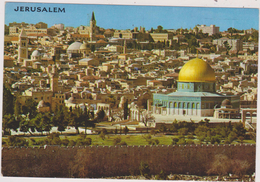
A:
153,58,240,117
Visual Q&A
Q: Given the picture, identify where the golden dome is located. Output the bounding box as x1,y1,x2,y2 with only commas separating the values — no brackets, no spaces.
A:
178,58,215,82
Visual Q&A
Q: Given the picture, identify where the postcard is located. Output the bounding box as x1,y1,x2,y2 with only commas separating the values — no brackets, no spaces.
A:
1,0,259,182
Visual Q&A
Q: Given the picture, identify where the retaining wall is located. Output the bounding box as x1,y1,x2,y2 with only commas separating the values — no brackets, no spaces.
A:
2,144,256,178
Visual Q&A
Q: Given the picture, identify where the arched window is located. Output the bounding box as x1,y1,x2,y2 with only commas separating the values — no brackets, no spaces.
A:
182,102,185,108
178,102,181,108
187,103,190,108
192,103,195,109
174,102,177,108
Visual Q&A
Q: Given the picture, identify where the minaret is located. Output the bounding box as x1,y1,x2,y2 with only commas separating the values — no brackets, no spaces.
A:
50,64,59,94
123,39,127,54
18,28,28,63
90,11,96,41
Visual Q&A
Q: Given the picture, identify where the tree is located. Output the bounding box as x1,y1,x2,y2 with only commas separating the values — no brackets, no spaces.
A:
14,99,22,117
52,106,68,134
99,132,106,140
96,108,105,122
6,135,29,147
178,127,189,136
123,100,129,120
232,122,246,137
69,106,84,134
3,85,14,116
159,124,167,133
139,162,151,179
223,41,231,53
122,126,129,135
22,98,38,119
31,113,52,135
2,114,19,135
142,110,154,127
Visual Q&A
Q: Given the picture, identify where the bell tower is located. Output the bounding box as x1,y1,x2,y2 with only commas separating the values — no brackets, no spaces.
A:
90,11,96,41
18,28,28,63
50,64,59,94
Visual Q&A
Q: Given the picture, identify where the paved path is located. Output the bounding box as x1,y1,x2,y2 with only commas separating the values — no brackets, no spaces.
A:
152,114,257,124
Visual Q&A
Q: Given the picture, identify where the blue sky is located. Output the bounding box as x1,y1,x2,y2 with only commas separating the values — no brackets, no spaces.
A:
5,2,259,31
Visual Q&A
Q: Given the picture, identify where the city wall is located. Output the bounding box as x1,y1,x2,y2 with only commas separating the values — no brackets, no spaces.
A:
2,144,256,178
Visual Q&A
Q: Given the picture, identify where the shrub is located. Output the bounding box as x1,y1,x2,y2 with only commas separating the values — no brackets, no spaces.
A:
172,138,179,145
178,127,189,136
62,139,70,146
7,136,29,147
144,134,152,140
150,129,157,135
118,141,127,146
177,138,186,145
147,139,159,145
187,135,195,139
207,154,232,176
51,137,62,145
76,138,92,146
139,161,150,179
99,132,106,140
155,170,168,180
113,136,122,145
186,140,194,145
68,140,76,146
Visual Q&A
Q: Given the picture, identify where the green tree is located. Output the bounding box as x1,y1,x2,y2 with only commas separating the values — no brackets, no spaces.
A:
6,135,29,147
31,112,52,135
232,122,246,137
172,138,179,145
2,114,19,135
14,99,22,117
178,127,189,136
159,124,167,133
52,105,69,134
113,136,122,145
223,41,231,53
123,100,129,120
96,108,105,122
3,85,14,116
123,126,129,135
19,117,35,135
22,98,38,119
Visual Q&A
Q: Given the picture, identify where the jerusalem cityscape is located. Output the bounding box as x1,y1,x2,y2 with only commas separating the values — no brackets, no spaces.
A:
1,2,259,181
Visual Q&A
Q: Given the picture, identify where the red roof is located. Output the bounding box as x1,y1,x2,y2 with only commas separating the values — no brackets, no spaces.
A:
11,37,19,41
27,33,48,37
96,40,108,44
4,56,14,60
96,35,105,39
72,34,89,38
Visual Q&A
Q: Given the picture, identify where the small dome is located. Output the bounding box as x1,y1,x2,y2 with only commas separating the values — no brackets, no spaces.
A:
31,50,41,57
67,42,83,51
37,100,49,108
178,58,215,82
67,97,76,103
221,99,231,106
80,43,89,50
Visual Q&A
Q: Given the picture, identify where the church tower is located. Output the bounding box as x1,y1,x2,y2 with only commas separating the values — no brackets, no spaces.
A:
50,64,59,94
89,11,96,41
18,28,28,63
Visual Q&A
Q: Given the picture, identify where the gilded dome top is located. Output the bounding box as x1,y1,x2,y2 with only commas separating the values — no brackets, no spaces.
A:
178,58,215,82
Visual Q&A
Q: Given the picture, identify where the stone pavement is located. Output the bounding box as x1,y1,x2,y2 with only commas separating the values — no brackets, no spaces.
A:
152,114,257,124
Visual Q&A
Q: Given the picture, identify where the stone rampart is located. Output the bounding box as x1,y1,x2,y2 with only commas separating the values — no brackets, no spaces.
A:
2,144,256,178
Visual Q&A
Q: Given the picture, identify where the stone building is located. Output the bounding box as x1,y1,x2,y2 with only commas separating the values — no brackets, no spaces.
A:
152,58,240,117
